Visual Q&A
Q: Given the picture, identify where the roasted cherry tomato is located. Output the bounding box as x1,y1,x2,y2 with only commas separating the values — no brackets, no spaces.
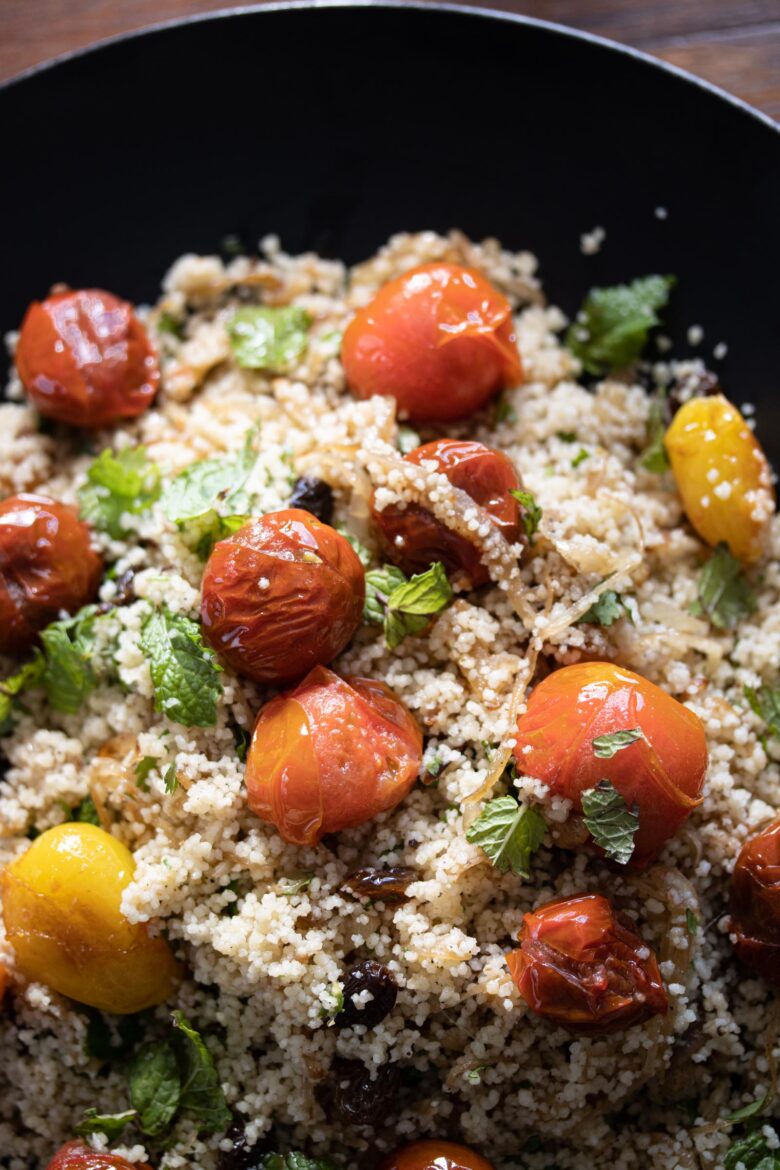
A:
245,665,422,845
665,394,775,563
371,439,523,587
513,662,707,869
1,823,179,1014
45,1141,153,1170
342,263,522,422
507,893,668,1034
731,817,780,985
201,509,365,686
380,1140,495,1170
0,494,103,654
15,289,159,429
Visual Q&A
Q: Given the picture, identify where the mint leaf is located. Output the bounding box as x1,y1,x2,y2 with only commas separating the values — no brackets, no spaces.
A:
337,527,372,567
39,617,97,714
75,1108,137,1139
171,1011,231,1134
163,764,179,794
591,728,643,758
571,448,589,469
465,796,546,878
0,656,44,734
129,1040,181,1136
79,447,161,540
578,590,625,627
228,306,311,372
581,779,639,865
384,562,453,650
364,565,408,625
639,389,671,473
140,608,222,728
71,795,100,825
745,684,780,737
686,908,699,935
725,1092,770,1123
134,756,157,790
691,544,757,630
162,431,258,558
259,1155,335,1170
566,275,675,375
724,1130,780,1170
510,488,542,543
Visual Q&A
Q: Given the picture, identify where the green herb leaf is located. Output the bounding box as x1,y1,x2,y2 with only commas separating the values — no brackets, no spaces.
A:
571,448,589,469
0,656,44,734
71,795,100,825
78,447,161,540
639,389,671,473
384,562,453,650
724,1130,780,1170
557,431,577,443
83,1007,145,1063
278,873,315,897
171,1011,232,1134
510,489,542,543
566,275,676,375
227,305,312,372
691,543,757,630
134,756,157,790
232,723,251,763
581,779,639,865
337,527,372,567
128,1040,181,1137
744,684,780,738
75,1109,137,1139
140,608,223,728
318,983,345,1024
426,754,443,778
162,441,257,527
591,728,643,759
578,589,625,627
163,764,179,794
364,565,409,625
259,1155,335,1170
496,393,517,425
725,1091,770,1123
156,311,184,339
397,426,420,455
39,611,100,714
686,908,699,935
464,1065,488,1084
465,796,546,879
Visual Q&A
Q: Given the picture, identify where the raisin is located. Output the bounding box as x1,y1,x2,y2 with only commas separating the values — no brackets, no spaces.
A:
288,475,334,524
336,960,397,1029
331,1058,400,1126
216,1118,273,1170
340,866,416,905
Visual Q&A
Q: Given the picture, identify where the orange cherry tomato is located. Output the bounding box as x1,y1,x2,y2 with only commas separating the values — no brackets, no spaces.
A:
342,263,522,422
15,289,159,429
201,509,365,686
380,1140,495,1170
731,817,780,985
45,1142,153,1170
371,439,523,587
0,494,103,654
507,893,668,1035
245,665,422,845
513,662,707,868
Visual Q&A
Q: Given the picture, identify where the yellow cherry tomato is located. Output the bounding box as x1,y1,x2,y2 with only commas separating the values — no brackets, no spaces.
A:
1,823,178,1014
665,394,775,563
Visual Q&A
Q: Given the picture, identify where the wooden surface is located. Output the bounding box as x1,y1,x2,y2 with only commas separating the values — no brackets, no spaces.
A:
1,0,778,120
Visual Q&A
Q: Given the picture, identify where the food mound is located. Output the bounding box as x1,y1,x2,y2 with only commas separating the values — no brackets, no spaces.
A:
0,232,778,1170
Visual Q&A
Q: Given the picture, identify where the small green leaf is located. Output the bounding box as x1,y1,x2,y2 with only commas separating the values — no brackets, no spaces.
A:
278,873,315,897
383,562,453,650
171,1010,232,1134
510,489,542,543
691,544,757,630
163,764,179,794
571,448,589,469
725,1091,770,1124
70,795,100,825
724,1129,780,1170
78,447,161,540
140,608,223,728
259,1155,335,1170
578,589,625,627
39,612,99,714
591,728,643,758
639,389,671,473
464,1065,488,1084
581,779,639,865
557,431,577,443
566,275,676,375
465,797,546,878
75,1108,137,1139
426,754,443,778
318,983,345,1024
686,908,699,935
128,1040,181,1136
227,305,312,372
156,311,184,338
0,656,45,734
337,527,372,567
134,756,157,790
744,684,780,738
364,565,409,625
232,723,251,763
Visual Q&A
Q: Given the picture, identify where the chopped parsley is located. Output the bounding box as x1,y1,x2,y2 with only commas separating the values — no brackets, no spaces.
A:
134,756,158,790
509,488,542,543
591,728,643,758
465,796,546,879
744,683,780,738
319,982,345,1024
691,544,757,630
578,589,626,627
581,779,639,865
163,764,179,795
566,275,676,375
139,608,223,728
78,447,161,540
227,305,312,372
364,562,453,650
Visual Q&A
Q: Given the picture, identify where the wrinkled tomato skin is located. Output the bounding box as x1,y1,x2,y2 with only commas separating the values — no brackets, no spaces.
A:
15,290,159,429
201,509,365,686
507,894,668,1035
45,1141,153,1170
245,665,423,845
342,263,523,422
371,440,523,587
513,662,707,869
731,818,780,985
0,494,103,654
379,1140,495,1170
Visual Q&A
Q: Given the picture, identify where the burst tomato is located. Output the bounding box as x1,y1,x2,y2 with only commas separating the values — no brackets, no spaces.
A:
513,662,707,869
45,1141,153,1170
245,665,422,845
15,289,159,428
507,893,668,1034
371,439,523,587
0,494,103,654
731,818,780,985
342,263,522,422
201,509,365,685
380,1140,495,1170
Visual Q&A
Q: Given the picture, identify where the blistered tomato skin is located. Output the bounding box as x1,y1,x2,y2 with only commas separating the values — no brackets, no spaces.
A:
731,818,780,985
513,662,707,868
1,823,179,1014
665,394,775,563
45,1141,153,1170
245,665,423,845
0,494,103,654
15,290,160,429
380,1140,495,1170
371,439,523,587
201,509,365,686
507,894,668,1035
342,263,522,422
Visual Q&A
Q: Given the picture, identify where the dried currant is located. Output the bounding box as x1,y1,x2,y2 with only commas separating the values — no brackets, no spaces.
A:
288,476,335,524
336,960,398,1029
341,867,416,905
331,1058,400,1127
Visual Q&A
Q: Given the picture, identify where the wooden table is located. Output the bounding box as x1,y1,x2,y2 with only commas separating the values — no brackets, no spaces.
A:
1,0,778,120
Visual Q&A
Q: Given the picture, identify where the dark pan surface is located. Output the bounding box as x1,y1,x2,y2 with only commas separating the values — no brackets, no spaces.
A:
1,3,778,452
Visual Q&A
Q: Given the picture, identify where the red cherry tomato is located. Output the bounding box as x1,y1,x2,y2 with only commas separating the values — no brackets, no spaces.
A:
513,662,707,868
201,509,365,686
45,1141,152,1170
379,1140,495,1170
0,494,103,654
15,289,159,428
371,439,523,587
245,665,422,845
507,893,668,1035
342,263,522,422
731,817,780,985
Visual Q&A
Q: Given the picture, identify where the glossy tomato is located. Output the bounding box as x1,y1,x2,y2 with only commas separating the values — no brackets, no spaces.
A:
45,1142,152,1170
507,893,668,1034
15,289,159,428
371,439,523,587
0,494,103,654
380,1140,495,1170
245,665,422,845
342,263,522,422
731,817,780,985
513,662,707,868
201,509,365,685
